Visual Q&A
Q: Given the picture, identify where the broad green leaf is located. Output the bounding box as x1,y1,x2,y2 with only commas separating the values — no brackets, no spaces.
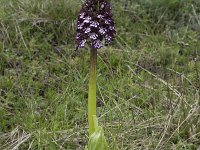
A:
87,116,110,150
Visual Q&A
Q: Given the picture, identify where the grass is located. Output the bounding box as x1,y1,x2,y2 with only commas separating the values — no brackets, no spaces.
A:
0,0,200,149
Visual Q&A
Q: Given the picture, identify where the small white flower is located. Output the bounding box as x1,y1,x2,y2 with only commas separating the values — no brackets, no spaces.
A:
79,12,85,19
77,23,84,30
84,16,92,23
104,20,110,24
97,14,104,19
76,33,81,40
93,40,102,49
80,39,86,47
99,28,107,35
109,26,115,31
105,35,112,43
85,27,91,34
90,21,99,28
90,33,98,40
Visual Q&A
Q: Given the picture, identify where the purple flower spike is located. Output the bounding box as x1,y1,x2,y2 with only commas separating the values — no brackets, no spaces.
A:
76,0,116,50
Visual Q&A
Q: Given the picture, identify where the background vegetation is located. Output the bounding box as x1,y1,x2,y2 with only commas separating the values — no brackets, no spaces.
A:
0,0,200,149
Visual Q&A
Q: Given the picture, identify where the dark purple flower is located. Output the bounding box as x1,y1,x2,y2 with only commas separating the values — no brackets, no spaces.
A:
76,0,116,50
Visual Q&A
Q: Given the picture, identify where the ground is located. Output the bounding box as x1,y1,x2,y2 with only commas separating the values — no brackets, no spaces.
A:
0,0,200,149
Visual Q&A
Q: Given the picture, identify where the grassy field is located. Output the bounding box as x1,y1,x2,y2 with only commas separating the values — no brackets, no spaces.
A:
0,0,200,149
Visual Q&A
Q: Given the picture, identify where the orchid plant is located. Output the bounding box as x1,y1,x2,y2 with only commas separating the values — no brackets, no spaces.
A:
75,0,116,149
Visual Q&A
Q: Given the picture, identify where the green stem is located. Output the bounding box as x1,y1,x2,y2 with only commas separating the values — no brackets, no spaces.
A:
88,48,97,136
